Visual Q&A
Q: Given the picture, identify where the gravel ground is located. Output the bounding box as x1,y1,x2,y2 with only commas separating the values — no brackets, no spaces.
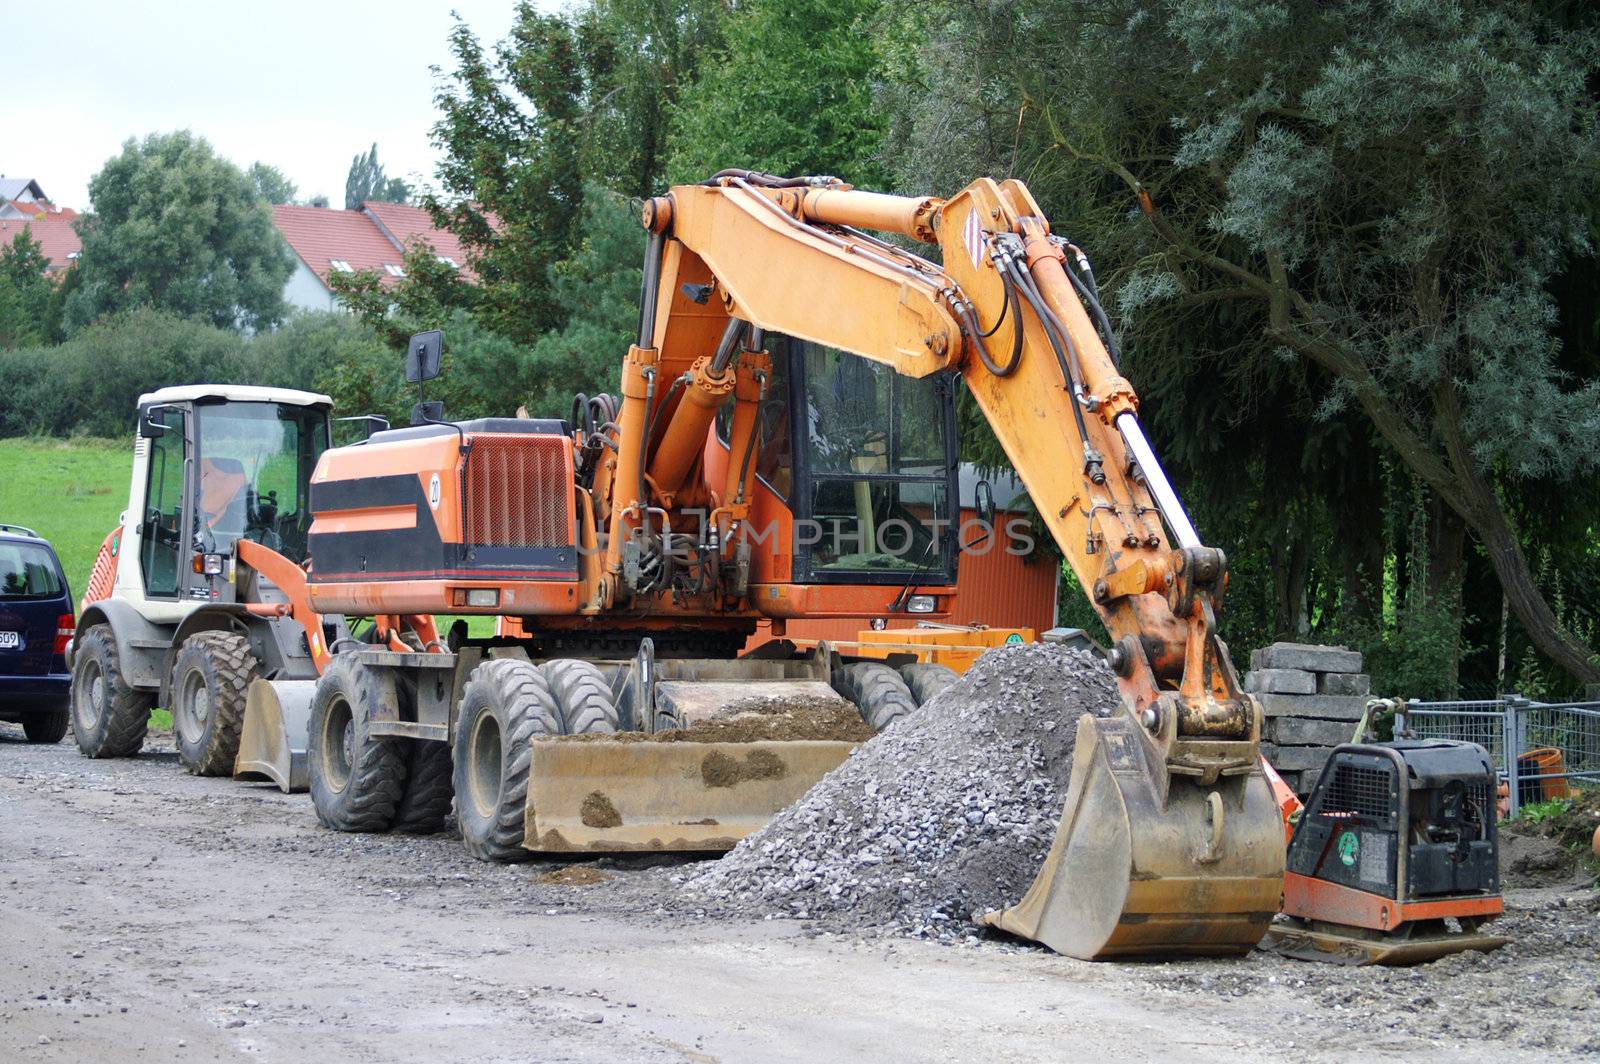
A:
684,644,1113,937
1,718,1597,1062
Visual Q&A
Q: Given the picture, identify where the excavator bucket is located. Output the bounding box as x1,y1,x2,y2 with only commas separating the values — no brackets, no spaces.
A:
981,713,1285,959
233,679,317,793
525,739,859,852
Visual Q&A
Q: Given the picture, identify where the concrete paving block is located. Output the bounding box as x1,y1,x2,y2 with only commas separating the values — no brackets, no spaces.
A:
1317,672,1371,697
1244,668,1317,695
1266,745,1333,773
1256,693,1367,720
1269,716,1358,746
1249,642,1363,675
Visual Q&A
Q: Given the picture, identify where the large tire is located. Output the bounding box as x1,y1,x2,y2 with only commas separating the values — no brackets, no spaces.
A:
308,656,408,832
899,663,960,706
543,658,620,735
22,704,69,743
391,740,455,835
452,659,560,863
832,662,918,731
70,624,152,758
170,631,259,776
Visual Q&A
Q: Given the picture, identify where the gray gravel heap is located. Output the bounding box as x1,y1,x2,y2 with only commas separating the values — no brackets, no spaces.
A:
680,642,1121,940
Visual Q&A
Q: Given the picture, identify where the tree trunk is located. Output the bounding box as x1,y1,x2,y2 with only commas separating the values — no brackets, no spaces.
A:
1426,498,1466,695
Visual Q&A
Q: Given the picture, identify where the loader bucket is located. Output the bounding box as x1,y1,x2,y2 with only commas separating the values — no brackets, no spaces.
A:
233,679,317,793
525,739,859,852
981,713,1284,959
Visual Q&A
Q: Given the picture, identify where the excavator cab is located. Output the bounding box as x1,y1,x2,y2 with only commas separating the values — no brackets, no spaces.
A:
722,335,960,591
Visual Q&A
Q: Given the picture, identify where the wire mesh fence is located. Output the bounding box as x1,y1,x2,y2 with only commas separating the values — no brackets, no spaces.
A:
1399,697,1600,817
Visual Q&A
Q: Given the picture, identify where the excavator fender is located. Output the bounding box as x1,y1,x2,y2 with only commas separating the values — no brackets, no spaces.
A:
982,712,1284,959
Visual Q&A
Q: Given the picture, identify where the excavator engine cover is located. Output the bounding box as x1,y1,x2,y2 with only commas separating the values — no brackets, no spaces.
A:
983,711,1286,959
1265,739,1507,965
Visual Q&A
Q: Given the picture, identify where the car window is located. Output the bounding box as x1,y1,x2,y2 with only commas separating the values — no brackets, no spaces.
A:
0,542,63,599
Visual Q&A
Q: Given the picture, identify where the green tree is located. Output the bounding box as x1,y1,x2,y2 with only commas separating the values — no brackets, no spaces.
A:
344,144,411,209
667,0,889,185
898,0,1600,684
247,162,299,205
0,228,54,348
64,131,294,334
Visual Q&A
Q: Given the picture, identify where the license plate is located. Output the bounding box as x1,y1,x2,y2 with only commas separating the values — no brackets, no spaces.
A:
0,632,17,649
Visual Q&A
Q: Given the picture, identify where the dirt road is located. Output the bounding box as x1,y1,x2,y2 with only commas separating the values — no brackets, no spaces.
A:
2,724,1595,1063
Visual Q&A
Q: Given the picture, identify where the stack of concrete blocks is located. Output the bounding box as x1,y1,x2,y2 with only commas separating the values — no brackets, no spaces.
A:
1245,642,1369,796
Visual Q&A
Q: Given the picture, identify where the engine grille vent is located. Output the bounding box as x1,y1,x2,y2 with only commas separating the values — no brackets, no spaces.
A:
1320,762,1393,821
462,435,572,549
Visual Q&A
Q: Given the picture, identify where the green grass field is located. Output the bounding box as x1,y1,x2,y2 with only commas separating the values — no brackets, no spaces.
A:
0,437,129,602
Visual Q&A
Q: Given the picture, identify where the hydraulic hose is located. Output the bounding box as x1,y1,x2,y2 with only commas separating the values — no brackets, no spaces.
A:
1005,257,1093,450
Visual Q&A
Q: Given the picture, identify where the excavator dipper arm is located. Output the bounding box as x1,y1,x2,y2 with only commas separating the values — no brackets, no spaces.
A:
639,172,1286,958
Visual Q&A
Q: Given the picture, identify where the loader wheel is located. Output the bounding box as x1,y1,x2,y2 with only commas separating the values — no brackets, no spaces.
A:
70,624,152,758
453,659,560,862
308,656,407,832
171,631,259,776
544,659,620,735
391,740,455,835
832,662,918,731
898,663,960,706
22,704,69,743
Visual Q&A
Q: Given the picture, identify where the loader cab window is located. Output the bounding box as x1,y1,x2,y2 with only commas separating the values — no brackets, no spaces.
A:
139,406,186,598
194,401,329,565
787,340,958,584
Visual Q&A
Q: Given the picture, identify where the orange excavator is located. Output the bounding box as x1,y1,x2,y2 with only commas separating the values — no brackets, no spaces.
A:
266,170,1287,960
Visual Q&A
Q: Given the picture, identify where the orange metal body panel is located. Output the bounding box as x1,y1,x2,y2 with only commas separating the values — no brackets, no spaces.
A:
313,433,468,544
81,527,121,612
1280,870,1503,932
236,539,329,673
307,578,580,618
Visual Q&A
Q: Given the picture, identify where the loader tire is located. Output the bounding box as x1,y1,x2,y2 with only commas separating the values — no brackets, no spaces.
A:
898,663,960,706
391,740,456,835
171,631,259,776
544,659,620,735
453,659,560,863
308,656,407,833
832,662,918,732
70,624,152,758
22,704,69,743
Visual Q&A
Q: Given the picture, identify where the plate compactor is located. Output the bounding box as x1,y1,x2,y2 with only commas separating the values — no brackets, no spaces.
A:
1265,739,1508,965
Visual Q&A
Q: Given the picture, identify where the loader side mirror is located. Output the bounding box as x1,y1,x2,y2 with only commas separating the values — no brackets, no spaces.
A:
974,478,996,529
335,414,390,443
405,330,443,384
139,403,174,439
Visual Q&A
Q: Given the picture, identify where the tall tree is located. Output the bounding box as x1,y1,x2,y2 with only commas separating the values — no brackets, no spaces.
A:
0,228,54,348
247,162,299,205
897,0,1600,683
64,131,294,334
344,144,411,209
667,0,889,185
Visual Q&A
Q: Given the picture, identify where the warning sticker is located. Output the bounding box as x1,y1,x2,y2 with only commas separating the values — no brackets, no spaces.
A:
962,208,984,270
1359,832,1390,885
1337,830,1359,867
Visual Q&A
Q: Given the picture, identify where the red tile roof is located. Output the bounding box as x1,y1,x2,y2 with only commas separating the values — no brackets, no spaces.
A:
270,204,409,289
360,200,476,279
0,216,81,273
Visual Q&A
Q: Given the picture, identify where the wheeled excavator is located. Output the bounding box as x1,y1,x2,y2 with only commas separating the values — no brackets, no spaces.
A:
69,171,1502,963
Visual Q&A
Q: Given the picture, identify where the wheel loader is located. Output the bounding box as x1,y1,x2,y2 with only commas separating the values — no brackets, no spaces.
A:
68,170,1500,963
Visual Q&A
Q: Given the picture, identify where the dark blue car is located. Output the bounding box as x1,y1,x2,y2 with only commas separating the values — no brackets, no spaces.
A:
0,524,74,743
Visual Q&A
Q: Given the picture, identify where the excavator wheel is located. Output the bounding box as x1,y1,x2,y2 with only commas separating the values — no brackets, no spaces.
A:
898,663,959,706
453,659,559,862
70,624,153,759
543,659,621,735
170,631,259,777
832,662,918,731
307,656,408,833
391,740,456,835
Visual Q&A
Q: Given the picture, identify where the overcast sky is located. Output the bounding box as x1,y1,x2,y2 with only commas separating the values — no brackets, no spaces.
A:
6,1,565,211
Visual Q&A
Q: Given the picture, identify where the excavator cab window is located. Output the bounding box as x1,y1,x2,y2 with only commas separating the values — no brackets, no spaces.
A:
193,401,329,565
784,339,958,585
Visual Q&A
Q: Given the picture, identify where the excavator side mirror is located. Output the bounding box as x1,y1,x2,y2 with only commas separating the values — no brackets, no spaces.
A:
139,403,175,439
974,478,996,530
405,330,443,384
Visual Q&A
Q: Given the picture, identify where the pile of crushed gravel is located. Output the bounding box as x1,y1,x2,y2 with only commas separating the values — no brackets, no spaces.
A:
680,642,1121,940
